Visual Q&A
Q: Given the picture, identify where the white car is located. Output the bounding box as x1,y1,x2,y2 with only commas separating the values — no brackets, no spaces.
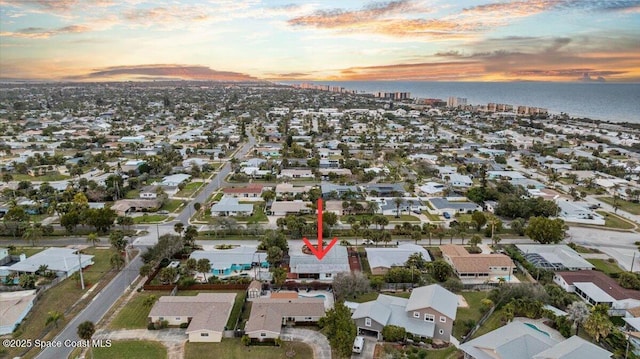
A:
362,239,374,245
352,336,364,354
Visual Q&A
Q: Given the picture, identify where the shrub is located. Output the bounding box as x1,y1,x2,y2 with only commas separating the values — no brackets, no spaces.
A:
382,325,406,342
179,322,189,329
147,322,156,330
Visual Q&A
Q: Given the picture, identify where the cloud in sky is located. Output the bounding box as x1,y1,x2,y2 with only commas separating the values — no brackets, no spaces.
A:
70,64,258,81
0,25,91,39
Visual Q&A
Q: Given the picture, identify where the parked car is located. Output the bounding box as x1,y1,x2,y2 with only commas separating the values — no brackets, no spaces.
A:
158,210,169,214
443,212,451,219
362,239,374,245
353,336,365,354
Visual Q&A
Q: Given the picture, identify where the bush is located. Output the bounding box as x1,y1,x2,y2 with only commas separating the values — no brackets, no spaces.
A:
382,325,406,342
179,322,189,329
147,322,156,330
179,277,197,287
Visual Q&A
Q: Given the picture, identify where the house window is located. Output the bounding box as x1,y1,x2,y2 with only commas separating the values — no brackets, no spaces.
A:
159,317,164,320
325,273,332,278
424,314,435,322
200,333,209,337
261,333,266,337
413,311,420,318
439,329,444,335
365,318,372,327
440,316,446,323
176,317,181,321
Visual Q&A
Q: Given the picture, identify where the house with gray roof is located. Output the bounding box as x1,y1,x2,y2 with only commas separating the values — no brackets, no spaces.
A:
366,244,431,275
288,241,349,281
352,284,457,342
516,244,594,271
428,198,482,215
460,321,611,359
210,197,254,217
9,247,94,278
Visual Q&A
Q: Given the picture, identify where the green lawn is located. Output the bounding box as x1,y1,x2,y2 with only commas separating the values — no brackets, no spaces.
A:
212,192,224,202
185,339,313,359
5,248,114,359
378,344,458,359
133,215,168,224
161,199,184,213
9,247,45,257
351,291,411,303
599,197,640,215
424,212,442,221
176,182,204,197
109,293,156,329
596,211,636,230
472,307,507,338
236,205,268,223
227,291,247,330
13,173,70,181
340,214,420,223
587,258,623,276
453,291,488,340
94,340,167,359
125,189,140,199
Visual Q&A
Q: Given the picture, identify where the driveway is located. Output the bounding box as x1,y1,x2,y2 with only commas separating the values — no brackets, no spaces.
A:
281,328,332,359
94,329,187,359
351,336,376,359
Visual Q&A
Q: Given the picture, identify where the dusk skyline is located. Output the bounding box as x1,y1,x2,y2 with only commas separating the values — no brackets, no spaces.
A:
1,0,639,82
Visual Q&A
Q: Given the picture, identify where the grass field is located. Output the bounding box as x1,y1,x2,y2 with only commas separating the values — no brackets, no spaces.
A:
596,211,636,230
599,197,640,215
6,248,114,359
133,215,168,224
13,173,70,181
236,205,268,223
185,339,313,359
125,189,140,199
109,293,157,329
472,307,506,339
587,258,623,276
227,291,247,330
176,182,204,197
94,340,167,359
453,291,488,340
8,247,45,257
161,199,184,213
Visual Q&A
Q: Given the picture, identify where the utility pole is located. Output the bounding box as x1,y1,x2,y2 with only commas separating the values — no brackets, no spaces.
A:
631,252,636,273
77,249,85,290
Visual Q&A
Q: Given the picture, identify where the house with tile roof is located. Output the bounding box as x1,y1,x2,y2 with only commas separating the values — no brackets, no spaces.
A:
440,245,516,284
351,284,457,342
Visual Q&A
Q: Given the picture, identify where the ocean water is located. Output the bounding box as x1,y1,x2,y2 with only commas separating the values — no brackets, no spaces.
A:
296,81,640,123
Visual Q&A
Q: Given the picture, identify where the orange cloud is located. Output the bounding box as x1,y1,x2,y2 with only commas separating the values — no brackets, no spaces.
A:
122,6,213,27
0,25,91,39
70,64,259,81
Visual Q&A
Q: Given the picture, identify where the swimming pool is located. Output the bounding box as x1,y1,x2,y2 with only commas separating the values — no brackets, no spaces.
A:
299,293,327,299
524,323,550,337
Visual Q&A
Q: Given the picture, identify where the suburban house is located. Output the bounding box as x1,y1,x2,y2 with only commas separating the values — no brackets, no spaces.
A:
554,271,640,315
555,200,605,226
279,169,314,179
148,293,236,342
189,247,268,277
427,198,482,215
445,173,473,188
0,290,37,335
247,280,262,299
210,197,254,217
288,241,349,281
245,297,325,341
352,284,457,342
460,321,612,359
161,173,191,187
366,244,432,275
275,183,314,198
8,247,94,278
440,245,516,284
110,198,162,216
269,201,312,216
223,183,264,199
139,185,161,199
516,244,594,271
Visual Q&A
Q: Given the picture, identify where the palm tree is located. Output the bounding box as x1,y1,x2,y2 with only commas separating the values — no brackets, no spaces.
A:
22,224,43,247
86,232,99,247
45,311,63,328
566,301,590,336
174,222,184,238
110,252,124,270
77,321,96,358
411,231,421,244
583,311,613,342
378,216,389,232
393,197,403,218
366,201,379,215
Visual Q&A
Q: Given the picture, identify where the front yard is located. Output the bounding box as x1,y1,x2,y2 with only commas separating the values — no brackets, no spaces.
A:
176,182,204,198
133,214,168,224
94,340,167,359
185,339,313,359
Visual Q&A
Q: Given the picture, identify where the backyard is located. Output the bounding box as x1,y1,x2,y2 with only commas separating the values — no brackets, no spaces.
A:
185,339,313,359
452,291,489,340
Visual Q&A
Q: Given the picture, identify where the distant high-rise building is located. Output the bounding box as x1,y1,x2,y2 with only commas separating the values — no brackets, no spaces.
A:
447,97,467,108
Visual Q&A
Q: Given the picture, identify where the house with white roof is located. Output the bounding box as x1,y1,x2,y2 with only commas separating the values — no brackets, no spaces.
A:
210,197,254,217
9,248,94,277
516,244,594,271
352,284,457,342
366,244,432,275
288,241,349,281
555,200,605,225
460,321,612,359
161,173,191,187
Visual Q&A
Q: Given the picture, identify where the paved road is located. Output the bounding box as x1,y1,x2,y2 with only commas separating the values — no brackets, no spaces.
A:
568,226,640,272
282,327,332,359
133,133,257,246
36,255,144,359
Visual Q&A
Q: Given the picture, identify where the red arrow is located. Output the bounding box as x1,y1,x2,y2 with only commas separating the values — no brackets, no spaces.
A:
303,198,338,261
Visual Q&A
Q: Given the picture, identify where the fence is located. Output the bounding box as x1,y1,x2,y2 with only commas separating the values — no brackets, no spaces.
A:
461,305,497,343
